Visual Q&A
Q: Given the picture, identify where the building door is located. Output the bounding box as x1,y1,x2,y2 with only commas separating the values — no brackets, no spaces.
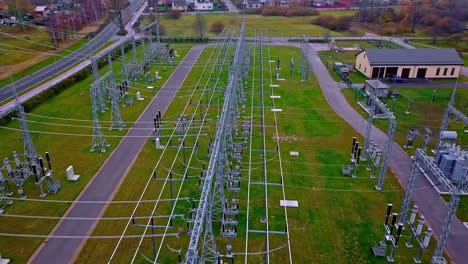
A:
416,68,427,78
385,67,398,78
401,68,410,78
371,67,385,79
372,68,379,78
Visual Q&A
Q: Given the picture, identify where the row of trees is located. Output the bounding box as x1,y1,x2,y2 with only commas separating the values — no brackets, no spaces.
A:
4,0,129,44
355,0,467,37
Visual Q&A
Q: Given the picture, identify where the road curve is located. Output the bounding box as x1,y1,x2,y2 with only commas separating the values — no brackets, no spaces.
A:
304,45,468,264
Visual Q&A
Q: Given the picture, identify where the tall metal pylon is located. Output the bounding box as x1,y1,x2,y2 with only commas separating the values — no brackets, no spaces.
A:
299,35,311,82
108,73,125,131
184,21,246,264
434,86,468,155
10,79,39,162
90,84,109,152
91,55,99,81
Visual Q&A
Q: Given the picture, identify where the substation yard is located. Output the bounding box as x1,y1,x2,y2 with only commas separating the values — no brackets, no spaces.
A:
342,87,468,223
1,27,456,264
0,42,194,263
71,42,438,263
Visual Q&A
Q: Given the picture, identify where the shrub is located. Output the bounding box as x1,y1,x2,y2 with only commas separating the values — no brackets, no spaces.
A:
261,6,318,17
210,21,225,34
313,15,352,31
166,10,181,19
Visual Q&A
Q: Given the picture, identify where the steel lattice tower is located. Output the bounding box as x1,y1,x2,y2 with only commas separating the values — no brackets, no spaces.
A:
11,84,39,162
90,84,109,152
108,73,125,131
184,22,246,264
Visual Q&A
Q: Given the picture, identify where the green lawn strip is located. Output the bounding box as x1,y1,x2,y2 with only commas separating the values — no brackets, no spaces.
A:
0,43,193,263
160,13,358,38
428,76,468,83
0,27,53,66
341,87,468,221
0,39,90,88
75,45,436,264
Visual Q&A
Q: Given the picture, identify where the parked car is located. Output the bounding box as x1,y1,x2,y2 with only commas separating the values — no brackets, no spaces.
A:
390,76,408,83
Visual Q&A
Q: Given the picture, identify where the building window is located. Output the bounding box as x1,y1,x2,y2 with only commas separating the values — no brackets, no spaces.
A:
364,67,367,73
436,68,440,76
363,54,366,58
451,68,455,75
359,64,361,69
443,68,448,75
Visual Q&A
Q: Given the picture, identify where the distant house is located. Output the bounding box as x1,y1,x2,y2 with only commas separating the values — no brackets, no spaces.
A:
172,0,187,11
51,0,75,10
35,6,50,17
193,0,213,10
246,0,265,8
312,0,334,7
355,49,464,79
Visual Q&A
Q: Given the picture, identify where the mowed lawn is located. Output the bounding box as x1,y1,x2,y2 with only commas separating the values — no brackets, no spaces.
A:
0,43,193,263
160,11,359,37
342,87,468,222
74,46,438,264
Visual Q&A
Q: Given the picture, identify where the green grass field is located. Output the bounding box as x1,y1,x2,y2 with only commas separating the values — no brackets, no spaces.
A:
342,87,468,221
0,43,194,263
73,45,438,264
160,12,359,37
0,36,89,88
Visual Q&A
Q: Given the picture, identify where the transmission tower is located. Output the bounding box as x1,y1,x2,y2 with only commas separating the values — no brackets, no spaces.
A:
90,84,109,152
185,22,247,264
434,87,468,154
108,73,125,131
299,35,311,82
10,83,40,162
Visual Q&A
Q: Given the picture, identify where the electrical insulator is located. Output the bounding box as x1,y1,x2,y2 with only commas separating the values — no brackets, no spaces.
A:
416,216,425,236
423,228,432,248
410,205,418,224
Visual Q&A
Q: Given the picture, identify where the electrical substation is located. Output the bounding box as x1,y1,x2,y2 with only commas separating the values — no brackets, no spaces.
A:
1,3,468,264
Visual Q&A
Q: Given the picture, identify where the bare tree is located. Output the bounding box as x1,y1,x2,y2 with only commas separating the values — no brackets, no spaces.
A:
109,0,129,35
193,13,206,38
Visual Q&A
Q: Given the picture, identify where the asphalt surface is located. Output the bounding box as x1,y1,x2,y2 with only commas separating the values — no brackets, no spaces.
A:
305,46,468,264
0,0,145,103
28,45,205,264
220,0,239,13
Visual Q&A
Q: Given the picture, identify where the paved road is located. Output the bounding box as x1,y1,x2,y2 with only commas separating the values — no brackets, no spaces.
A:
28,45,205,264
305,45,468,264
220,0,239,13
0,0,145,103
356,79,468,89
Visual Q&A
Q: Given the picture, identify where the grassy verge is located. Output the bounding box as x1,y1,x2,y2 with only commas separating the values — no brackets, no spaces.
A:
0,39,90,88
341,87,468,221
160,13,359,37
0,43,194,263
429,76,468,83
74,46,438,264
